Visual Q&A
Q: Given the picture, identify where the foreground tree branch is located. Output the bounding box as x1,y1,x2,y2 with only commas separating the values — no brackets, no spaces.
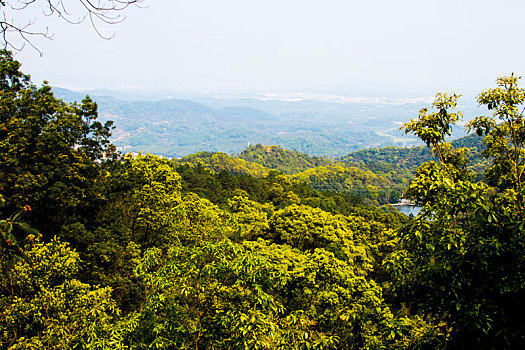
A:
0,0,144,54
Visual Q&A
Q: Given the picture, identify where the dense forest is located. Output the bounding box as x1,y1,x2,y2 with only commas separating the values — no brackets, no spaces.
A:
173,135,485,206
2,50,525,349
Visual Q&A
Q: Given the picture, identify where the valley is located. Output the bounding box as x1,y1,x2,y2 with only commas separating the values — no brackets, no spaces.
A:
53,87,478,157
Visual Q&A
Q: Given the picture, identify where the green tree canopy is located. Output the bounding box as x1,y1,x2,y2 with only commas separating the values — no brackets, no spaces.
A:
388,78,525,348
0,50,116,235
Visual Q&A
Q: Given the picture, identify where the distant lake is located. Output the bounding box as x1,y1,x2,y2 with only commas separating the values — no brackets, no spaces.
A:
395,205,422,216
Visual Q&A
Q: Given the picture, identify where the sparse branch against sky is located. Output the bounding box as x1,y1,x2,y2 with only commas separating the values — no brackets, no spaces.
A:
1,0,143,54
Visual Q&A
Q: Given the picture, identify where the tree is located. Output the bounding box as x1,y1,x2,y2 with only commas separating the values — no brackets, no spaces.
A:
469,74,525,213
114,153,182,246
0,50,116,235
0,236,121,348
1,0,144,53
173,192,234,247
128,237,442,349
388,77,525,348
127,240,299,349
228,194,271,240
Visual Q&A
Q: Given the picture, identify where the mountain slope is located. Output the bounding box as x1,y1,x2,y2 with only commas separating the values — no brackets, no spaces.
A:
52,87,432,157
238,144,333,174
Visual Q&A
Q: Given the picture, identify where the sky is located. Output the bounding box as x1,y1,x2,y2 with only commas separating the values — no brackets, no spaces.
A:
7,0,525,97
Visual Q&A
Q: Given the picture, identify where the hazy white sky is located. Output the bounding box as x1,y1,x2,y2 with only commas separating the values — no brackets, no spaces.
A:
10,0,525,95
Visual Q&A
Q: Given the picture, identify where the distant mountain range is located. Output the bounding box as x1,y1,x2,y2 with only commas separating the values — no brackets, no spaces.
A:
52,87,481,158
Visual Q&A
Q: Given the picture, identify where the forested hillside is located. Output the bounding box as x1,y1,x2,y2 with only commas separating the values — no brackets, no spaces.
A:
176,151,270,177
238,144,333,174
173,135,485,205
2,51,525,349
339,134,483,167
53,87,434,157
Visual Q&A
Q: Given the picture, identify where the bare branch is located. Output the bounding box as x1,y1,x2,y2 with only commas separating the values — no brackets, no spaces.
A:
0,0,144,53
88,11,115,40
10,0,38,11
1,12,52,55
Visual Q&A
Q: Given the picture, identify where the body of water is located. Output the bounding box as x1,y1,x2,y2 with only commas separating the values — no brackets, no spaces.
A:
395,205,422,216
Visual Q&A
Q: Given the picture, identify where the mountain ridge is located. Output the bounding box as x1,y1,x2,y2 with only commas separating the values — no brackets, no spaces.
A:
52,87,477,158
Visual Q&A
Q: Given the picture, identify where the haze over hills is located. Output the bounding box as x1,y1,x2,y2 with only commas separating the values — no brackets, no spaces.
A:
53,87,482,158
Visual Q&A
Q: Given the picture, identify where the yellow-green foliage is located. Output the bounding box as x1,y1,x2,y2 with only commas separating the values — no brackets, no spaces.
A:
238,143,333,174
0,237,120,349
127,238,441,349
228,195,272,240
6,51,524,349
109,153,182,246
388,82,525,348
290,165,392,204
269,204,371,271
172,193,236,246
176,151,269,177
